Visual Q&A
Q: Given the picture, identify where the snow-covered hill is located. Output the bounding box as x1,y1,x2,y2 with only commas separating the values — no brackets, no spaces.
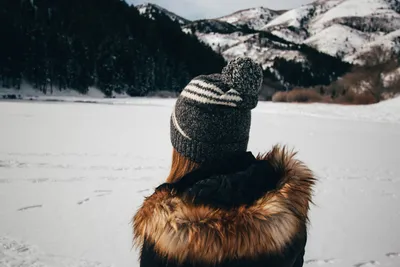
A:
304,24,372,59
348,29,400,63
136,0,400,64
182,20,241,34
216,7,282,31
135,0,399,88
263,0,400,61
136,3,190,25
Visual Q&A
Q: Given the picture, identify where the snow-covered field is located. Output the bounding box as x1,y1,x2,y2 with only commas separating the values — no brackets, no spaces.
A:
0,98,400,267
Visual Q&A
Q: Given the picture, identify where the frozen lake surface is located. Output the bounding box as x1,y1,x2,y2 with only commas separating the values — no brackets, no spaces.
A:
0,98,399,267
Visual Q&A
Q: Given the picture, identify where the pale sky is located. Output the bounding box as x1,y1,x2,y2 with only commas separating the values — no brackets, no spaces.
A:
127,0,314,20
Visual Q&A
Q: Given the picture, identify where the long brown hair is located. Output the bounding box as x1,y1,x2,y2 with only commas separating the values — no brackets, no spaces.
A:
166,149,199,183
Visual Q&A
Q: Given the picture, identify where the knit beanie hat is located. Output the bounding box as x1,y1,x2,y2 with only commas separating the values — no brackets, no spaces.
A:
170,57,263,163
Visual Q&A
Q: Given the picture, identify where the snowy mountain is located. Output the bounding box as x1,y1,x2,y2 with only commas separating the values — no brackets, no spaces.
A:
183,20,242,35
135,0,399,89
216,7,283,31
263,0,400,61
135,3,316,71
348,29,400,63
136,3,190,25
136,0,400,64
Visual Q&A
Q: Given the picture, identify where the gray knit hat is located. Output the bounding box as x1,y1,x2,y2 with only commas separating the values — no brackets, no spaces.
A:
170,57,263,163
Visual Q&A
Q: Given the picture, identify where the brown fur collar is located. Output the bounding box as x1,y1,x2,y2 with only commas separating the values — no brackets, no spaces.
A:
132,145,316,265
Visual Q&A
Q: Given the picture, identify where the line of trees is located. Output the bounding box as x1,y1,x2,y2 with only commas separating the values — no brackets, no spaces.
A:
0,0,226,96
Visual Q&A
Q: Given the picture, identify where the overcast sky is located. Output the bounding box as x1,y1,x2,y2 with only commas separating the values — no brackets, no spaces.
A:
127,0,314,20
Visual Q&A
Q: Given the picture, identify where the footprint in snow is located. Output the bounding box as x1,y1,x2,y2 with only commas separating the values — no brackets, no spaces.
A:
18,205,43,211
77,198,90,205
378,178,393,182
386,252,400,258
138,189,150,193
95,194,110,197
353,260,380,267
94,190,112,198
381,192,397,198
78,190,113,204
30,178,50,184
305,258,337,265
94,190,112,193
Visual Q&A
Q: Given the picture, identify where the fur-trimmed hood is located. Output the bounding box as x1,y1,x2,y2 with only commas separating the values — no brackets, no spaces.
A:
133,145,316,265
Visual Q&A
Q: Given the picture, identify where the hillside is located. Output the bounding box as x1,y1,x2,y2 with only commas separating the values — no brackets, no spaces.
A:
263,0,400,61
136,1,400,89
136,4,351,90
216,7,282,31
171,0,399,90
179,8,352,88
188,0,400,67
136,3,190,25
0,0,225,96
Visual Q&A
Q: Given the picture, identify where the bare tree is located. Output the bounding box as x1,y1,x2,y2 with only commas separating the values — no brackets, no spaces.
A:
346,45,399,101
358,45,396,67
385,73,400,96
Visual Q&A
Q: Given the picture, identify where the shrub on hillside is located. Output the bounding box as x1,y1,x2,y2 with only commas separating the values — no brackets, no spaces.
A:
271,91,288,102
342,45,400,102
272,89,322,103
286,89,323,103
334,91,377,105
272,88,377,105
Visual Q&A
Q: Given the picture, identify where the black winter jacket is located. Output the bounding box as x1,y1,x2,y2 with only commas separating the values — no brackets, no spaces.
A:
133,146,315,267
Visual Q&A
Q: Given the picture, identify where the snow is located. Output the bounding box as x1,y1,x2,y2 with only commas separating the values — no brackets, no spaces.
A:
271,29,306,44
304,24,370,59
0,83,106,99
274,49,306,62
263,5,314,29
313,0,344,11
311,0,400,33
218,36,306,67
182,0,400,74
222,43,306,66
347,29,400,63
196,32,245,52
257,97,400,124
136,3,190,25
1,97,400,266
383,67,400,87
192,20,307,74
222,43,250,58
137,5,147,15
380,29,400,45
0,84,133,102
0,236,111,267
217,7,278,30
258,0,400,61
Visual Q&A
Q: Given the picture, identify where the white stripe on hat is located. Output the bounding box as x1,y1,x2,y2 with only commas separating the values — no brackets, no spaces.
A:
189,80,225,95
185,85,243,102
226,89,241,95
219,94,243,102
220,89,243,101
172,107,191,140
181,90,237,107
